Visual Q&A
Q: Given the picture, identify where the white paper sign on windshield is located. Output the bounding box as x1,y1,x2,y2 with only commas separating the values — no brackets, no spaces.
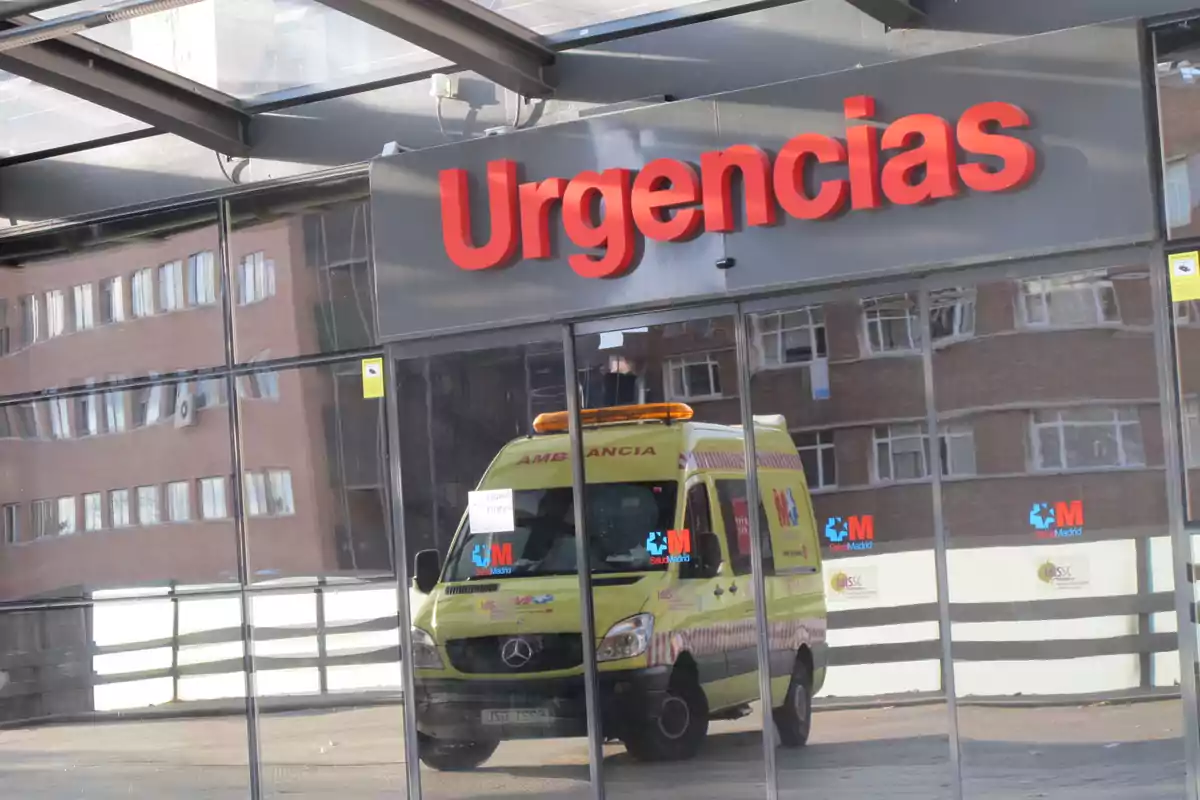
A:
468,489,515,534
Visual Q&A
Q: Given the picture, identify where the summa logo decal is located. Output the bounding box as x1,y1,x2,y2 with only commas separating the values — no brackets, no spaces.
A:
439,96,1037,277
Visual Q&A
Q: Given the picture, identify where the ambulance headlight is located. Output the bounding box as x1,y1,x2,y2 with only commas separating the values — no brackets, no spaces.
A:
596,614,654,662
411,627,444,669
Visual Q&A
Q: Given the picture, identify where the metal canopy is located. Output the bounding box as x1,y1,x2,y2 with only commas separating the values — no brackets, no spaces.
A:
0,12,251,156
842,0,923,27
313,0,557,97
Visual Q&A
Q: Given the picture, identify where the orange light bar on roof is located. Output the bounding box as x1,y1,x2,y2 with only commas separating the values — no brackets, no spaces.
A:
532,403,694,434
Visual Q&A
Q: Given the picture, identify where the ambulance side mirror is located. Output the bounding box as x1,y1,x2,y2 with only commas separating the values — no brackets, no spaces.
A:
696,532,724,579
414,549,441,594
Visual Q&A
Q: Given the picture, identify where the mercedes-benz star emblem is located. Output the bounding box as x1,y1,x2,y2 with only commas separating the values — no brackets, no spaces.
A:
500,637,535,669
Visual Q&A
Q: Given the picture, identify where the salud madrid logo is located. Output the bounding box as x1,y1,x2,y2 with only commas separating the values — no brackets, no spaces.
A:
646,529,692,565
774,488,800,528
1028,500,1084,540
823,515,874,552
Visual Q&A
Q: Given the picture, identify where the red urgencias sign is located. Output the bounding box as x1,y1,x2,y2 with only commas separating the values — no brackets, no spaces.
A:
438,96,1036,278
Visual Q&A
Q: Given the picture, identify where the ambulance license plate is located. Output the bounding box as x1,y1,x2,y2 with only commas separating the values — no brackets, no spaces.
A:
482,708,550,725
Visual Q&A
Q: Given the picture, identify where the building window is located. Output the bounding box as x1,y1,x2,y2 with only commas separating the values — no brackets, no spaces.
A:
929,288,976,341
110,489,131,528
32,499,54,538
11,404,36,439
73,283,95,331
1019,275,1120,327
200,477,228,520
194,378,228,409
19,294,38,346
46,289,66,337
83,492,103,532
131,268,154,318
752,308,827,368
100,276,125,324
238,370,280,401
56,496,76,535
134,381,165,427
940,423,977,477
158,260,185,312
136,485,160,526
1032,407,1145,471
665,353,723,401
863,294,920,353
1167,159,1192,229
188,251,218,306
238,251,275,305
167,481,190,522
245,470,295,517
0,299,9,357
49,397,72,440
105,385,127,433
3,504,18,545
1186,399,1200,467
77,384,100,437
794,430,836,489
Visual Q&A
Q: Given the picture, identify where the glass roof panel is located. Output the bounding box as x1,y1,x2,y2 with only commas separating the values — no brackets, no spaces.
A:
35,0,447,101
0,70,146,158
471,0,718,37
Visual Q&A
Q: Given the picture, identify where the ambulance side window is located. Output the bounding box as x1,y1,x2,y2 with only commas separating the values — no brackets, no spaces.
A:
714,479,775,577
681,482,714,579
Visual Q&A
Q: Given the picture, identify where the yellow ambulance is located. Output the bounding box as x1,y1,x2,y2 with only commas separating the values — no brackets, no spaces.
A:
408,403,826,770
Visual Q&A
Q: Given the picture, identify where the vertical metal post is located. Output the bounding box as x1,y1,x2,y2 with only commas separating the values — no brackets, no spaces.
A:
171,581,180,703
315,581,329,695
563,324,606,800
918,287,963,800
733,307,779,800
1135,536,1154,689
218,198,264,800
1150,242,1200,800
384,345,426,800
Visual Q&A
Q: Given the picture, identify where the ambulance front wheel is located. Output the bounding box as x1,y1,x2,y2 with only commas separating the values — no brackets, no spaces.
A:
773,654,813,748
417,732,500,771
622,673,709,762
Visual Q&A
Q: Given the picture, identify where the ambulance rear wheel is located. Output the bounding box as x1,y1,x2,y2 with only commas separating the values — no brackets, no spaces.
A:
773,656,813,748
623,675,709,762
417,732,500,771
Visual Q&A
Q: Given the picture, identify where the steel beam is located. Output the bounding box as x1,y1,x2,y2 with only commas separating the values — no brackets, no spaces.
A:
0,17,250,155
314,0,556,97
842,0,923,28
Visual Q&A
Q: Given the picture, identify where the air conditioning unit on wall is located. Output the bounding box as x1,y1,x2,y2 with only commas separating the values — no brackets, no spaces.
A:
175,386,197,429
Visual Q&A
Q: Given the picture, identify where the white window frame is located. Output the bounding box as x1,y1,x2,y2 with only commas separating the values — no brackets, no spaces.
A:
32,499,54,539
101,276,125,324
752,307,827,369
1018,275,1121,328
238,251,276,305
939,423,977,477
862,294,920,354
929,289,976,342
873,424,930,483
105,383,127,433
158,260,185,312
19,293,38,346
3,504,18,545
793,430,836,489
188,251,218,306
83,492,103,532
167,481,190,523
664,353,724,401
200,477,228,520
110,489,131,528
1030,407,1145,471
137,485,160,526
244,472,268,517
45,289,66,338
131,268,155,318
73,283,95,331
56,496,76,535
267,469,295,516
49,397,71,440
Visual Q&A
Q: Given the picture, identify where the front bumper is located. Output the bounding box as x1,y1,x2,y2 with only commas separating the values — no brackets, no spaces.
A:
414,667,671,741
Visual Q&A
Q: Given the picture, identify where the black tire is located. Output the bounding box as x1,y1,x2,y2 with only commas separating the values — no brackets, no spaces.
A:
417,732,500,771
623,673,709,762
773,655,813,748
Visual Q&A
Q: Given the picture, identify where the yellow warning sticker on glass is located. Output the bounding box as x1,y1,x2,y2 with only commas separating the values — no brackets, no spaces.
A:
1170,251,1200,302
362,358,384,399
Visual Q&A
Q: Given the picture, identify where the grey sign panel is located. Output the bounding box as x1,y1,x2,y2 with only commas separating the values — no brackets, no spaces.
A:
371,98,728,341
371,20,1155,341
718,20,1156,294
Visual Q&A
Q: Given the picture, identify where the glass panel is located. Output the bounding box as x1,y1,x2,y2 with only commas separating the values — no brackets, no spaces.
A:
1158,25,1200,238
0,71,145,158
575,315,768,795
478,0,749,37
250,583,407,798
936,266,1184,799
748,291,950,798
0,206,223,396
395,337,592,797
0,599,250,797
0,380,239,603
36,0,445,101
228,177,375,363
238,360,389,583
